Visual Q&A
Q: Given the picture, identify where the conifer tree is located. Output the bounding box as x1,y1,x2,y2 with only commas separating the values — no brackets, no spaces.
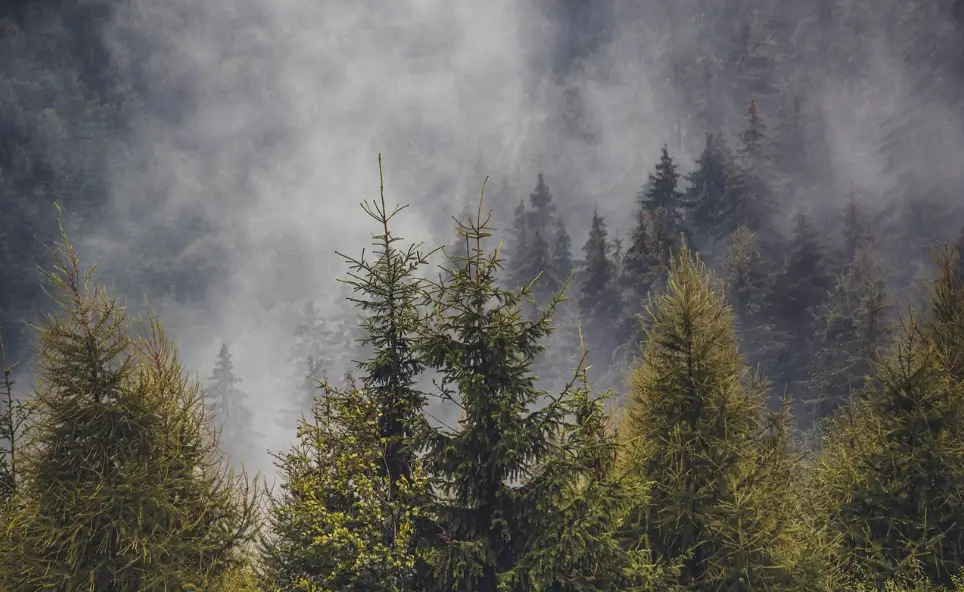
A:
641,145,687,243
775,210,833,386
528,172,555,236
806,241,891,421
578,208,622,365
840,189,875,264
717,101,776,241
0,223,259,590
205,343,258,467
419,192,657,591
810,314,964,586
551,216,574,282
620,210,658,307
722,225,787,380
685,133,731,248
619,245,812,591
259,156,432,591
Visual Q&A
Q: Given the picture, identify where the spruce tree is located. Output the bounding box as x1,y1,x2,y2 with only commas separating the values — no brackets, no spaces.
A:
0,225,259,590
805,241,891,421
717,101,776,241
685,133,731,249
550,216,574,283
506,198,530,290
840,189,875,264
528,172,555,236
775,210,833,388
618,245,813,591
419,193,656,591
578,208,622,366
722,225,787,382
810,315,964,586
259,156,432,591
205,343,258,468
641,145,687,244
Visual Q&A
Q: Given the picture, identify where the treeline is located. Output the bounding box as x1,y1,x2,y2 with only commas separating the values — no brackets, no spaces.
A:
3,161,964,591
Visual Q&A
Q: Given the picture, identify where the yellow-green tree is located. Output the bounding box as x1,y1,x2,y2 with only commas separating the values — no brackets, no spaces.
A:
618,245,824,591
810,248,964,587
0,221,259,591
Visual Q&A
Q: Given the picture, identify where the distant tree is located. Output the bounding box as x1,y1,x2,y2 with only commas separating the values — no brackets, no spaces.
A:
550,216,574,282
206,343,258,466
717,101,776,242
528,172,555,236
685,133,731,247
722,225,787,380
641,145,687,244
839,189,875,264
805,241,891,421
578,208,622,364
506,198,530,289
619,245,823,591
0,331,29,506
0,224,259,590
775,210,833,386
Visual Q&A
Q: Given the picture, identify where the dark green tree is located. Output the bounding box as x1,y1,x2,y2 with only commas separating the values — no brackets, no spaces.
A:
641,145,687,243
528,172,555,236
418,194,657,591
717,101,776,241
260,155,433,591
685,133,731,248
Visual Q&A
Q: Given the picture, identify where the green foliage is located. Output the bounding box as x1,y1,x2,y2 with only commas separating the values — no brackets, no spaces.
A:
259,380,429,592
619,244,815,591
0,223,259,590
811,283,964,586
418,190,650,591
578,208,622,363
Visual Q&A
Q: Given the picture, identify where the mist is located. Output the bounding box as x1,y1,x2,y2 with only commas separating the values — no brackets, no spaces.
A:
6,0,961,478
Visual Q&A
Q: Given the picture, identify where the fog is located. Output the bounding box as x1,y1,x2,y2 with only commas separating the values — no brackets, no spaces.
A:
47,0,964,477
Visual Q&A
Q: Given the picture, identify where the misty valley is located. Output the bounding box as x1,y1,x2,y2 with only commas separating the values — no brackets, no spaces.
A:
3,0,964,590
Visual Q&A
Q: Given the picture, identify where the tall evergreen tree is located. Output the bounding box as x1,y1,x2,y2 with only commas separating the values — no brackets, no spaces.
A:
717,100,776,241
641,145,687,244
419,195,656,590
260,156,433,591
805,241,891,422
619,245,818,591
578,208,622,366
685,133,731,248
506,198,530,290
550,216,574,283
0,224,259,590
205,343,258,468
840,188,875,264
722,225,787,381
528,172,555,236
811,316,964,586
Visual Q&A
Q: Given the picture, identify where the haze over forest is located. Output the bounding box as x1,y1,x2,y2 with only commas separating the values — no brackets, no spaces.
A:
1,0,964,509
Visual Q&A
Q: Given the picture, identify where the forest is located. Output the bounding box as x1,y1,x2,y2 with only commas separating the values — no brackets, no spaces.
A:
4,0,964,590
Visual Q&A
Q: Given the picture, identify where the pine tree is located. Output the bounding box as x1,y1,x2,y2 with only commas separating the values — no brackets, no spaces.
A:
0,331,28,506
641,145,687,244
0,224,259,590
550,216,574,282
618,245,814,591
419,192,656,591
722,225,787,380
685,133,731,249
717,101,776,241
259,156,432,591
578,208,622,366
528,172,555,236
205,343,258,468
840,188,875,264
810,315,964,586
774,210,833,387
805,241,891,422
